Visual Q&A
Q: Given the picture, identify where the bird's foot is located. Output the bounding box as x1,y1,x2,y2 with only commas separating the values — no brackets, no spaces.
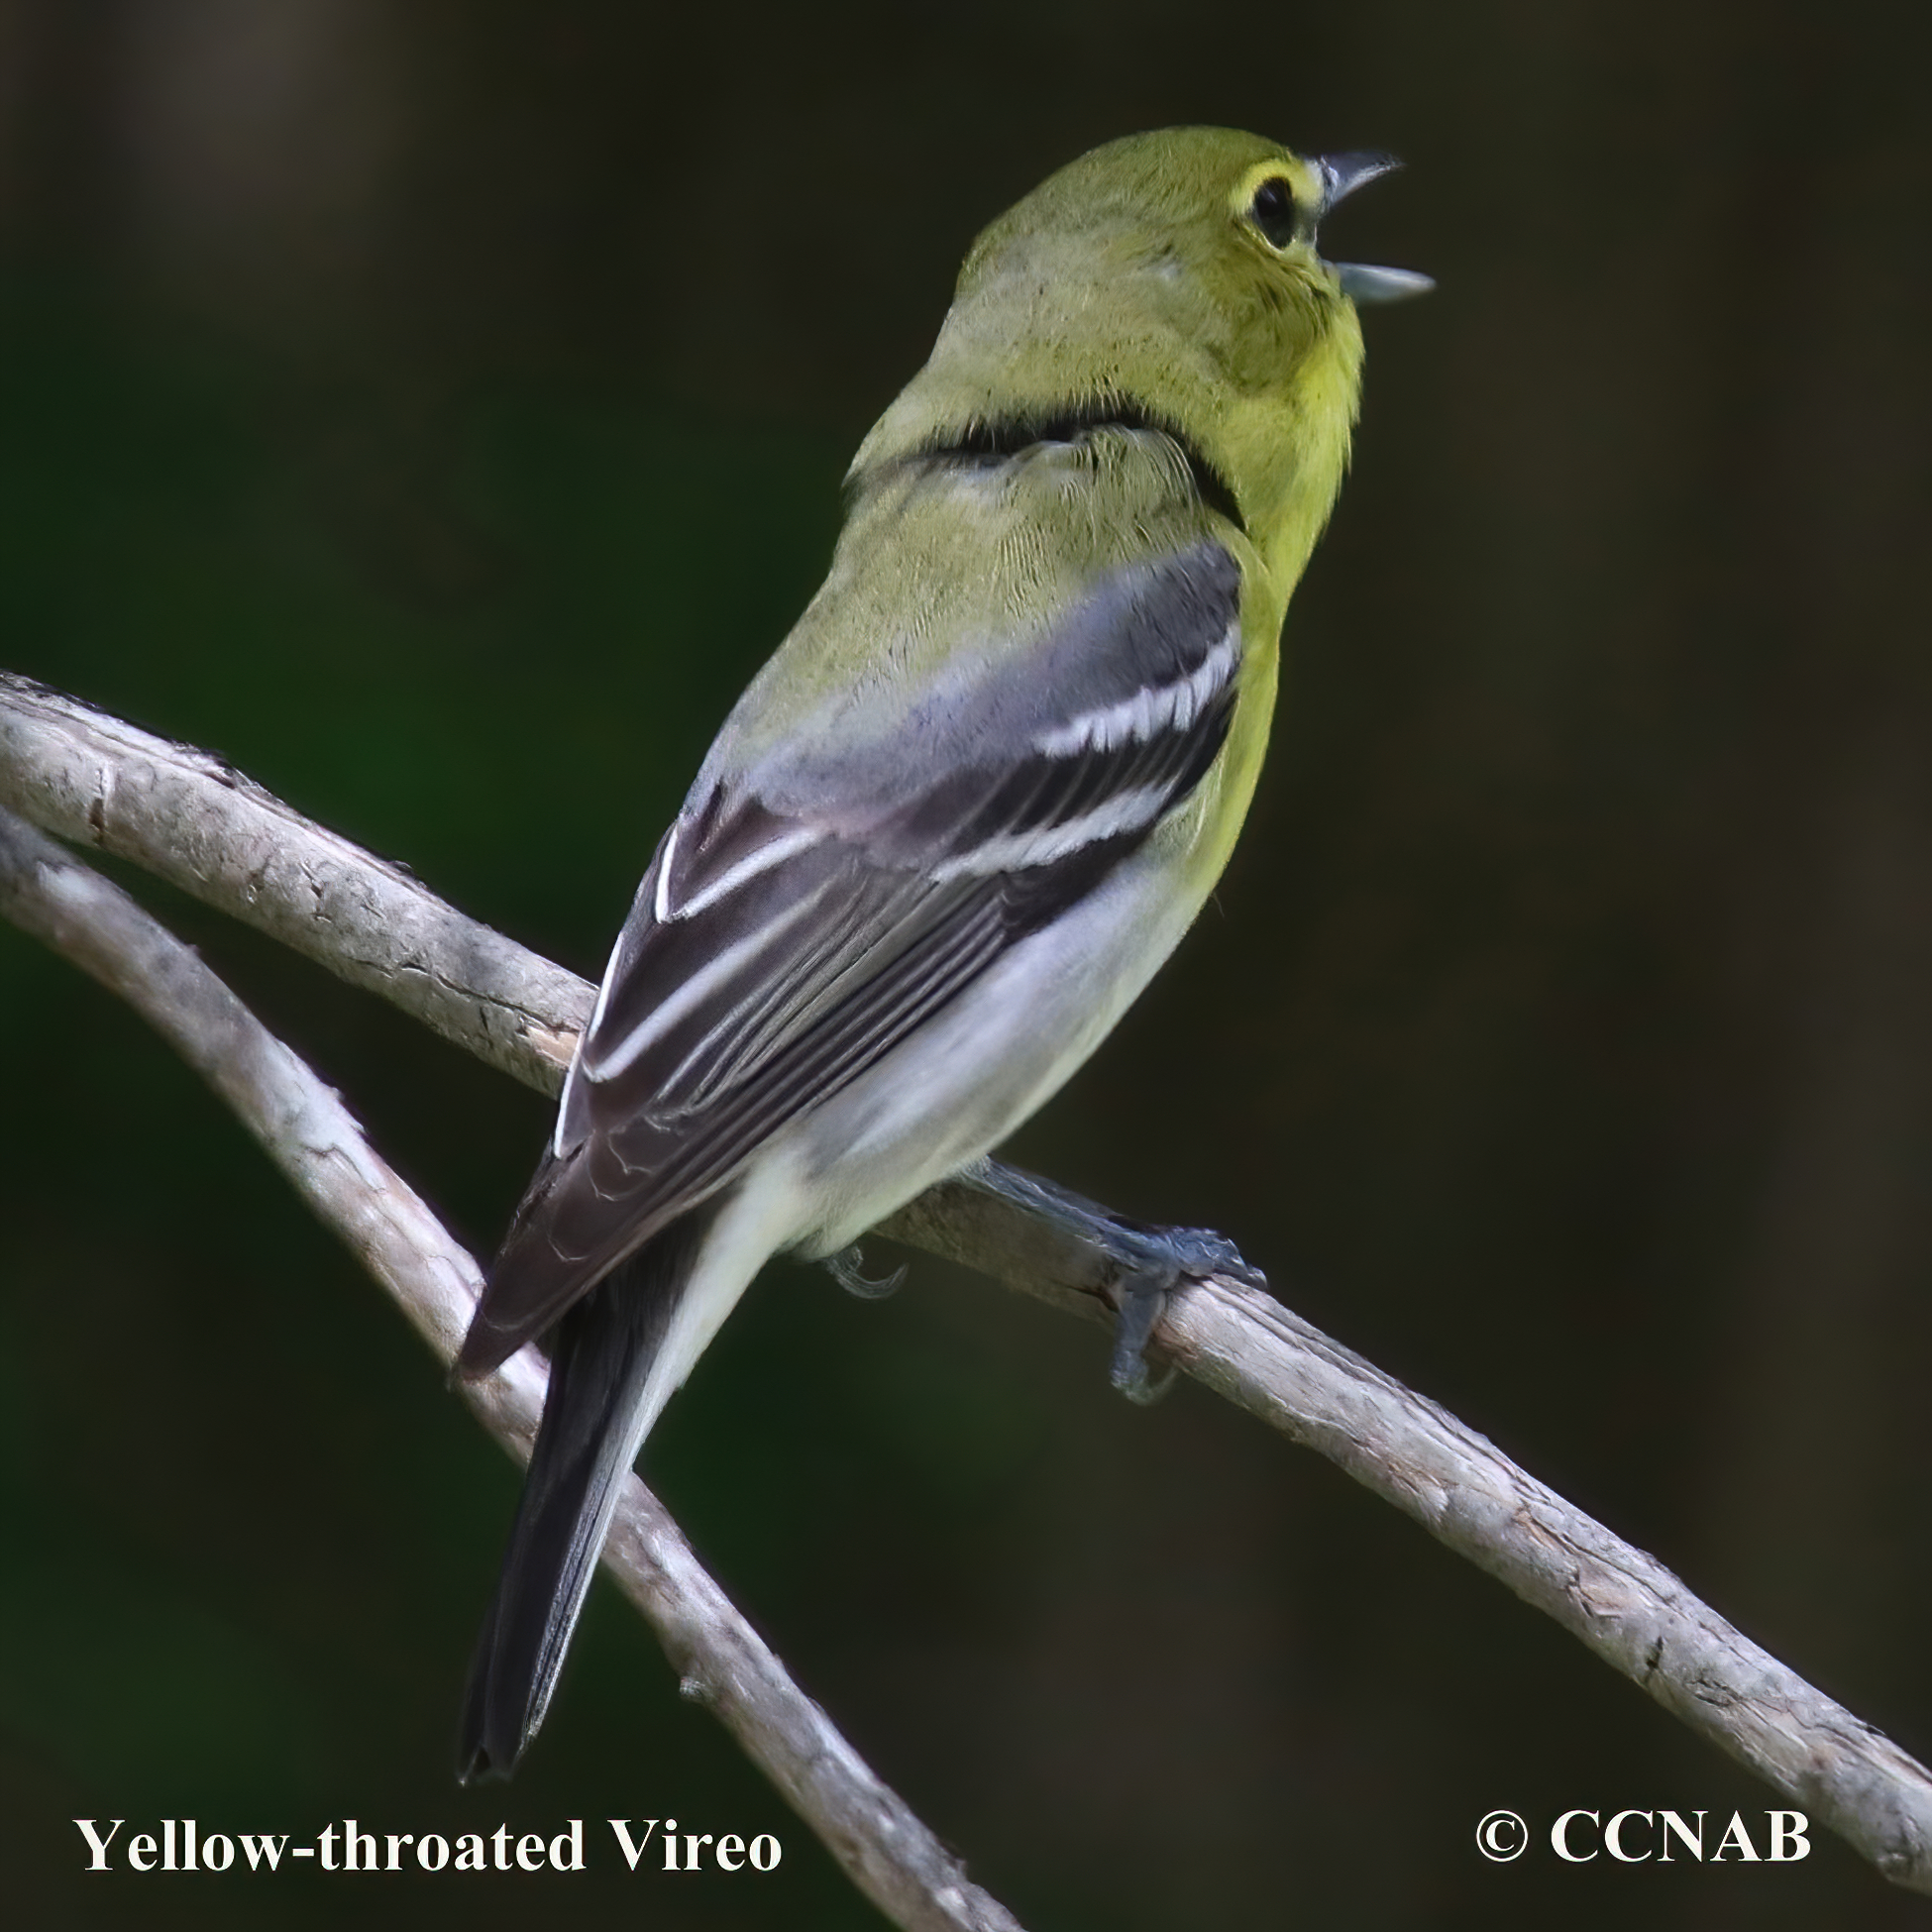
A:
1096,1219,1266,1403
967,1162,1266,1403
823,1243,908,1300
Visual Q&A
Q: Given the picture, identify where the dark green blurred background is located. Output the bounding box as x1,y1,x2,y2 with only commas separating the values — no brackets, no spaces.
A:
3,2,1928,1926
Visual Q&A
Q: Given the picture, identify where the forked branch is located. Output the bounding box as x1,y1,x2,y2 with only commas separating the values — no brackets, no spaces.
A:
3,670,1930,1896
0,803,1022,1932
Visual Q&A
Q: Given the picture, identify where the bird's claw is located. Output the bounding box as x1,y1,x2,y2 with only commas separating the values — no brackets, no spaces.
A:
823,1244,907,1300
1108,1274,1180,1404
959,1160,1264,1401
1096,1219,1261,1402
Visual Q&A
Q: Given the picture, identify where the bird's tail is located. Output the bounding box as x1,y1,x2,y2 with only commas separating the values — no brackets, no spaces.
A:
458,1210,712,1780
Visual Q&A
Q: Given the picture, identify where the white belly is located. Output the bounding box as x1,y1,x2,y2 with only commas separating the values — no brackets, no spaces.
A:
774,828,1207,1257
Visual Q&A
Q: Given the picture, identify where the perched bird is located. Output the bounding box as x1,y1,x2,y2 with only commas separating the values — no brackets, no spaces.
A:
455,126,1428,1777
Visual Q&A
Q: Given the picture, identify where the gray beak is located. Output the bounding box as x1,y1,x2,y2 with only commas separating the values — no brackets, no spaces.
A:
1315,151,1403,210
1314,151,1435,305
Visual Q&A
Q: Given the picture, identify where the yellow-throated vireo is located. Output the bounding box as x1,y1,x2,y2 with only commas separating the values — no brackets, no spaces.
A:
456,126,1428,1777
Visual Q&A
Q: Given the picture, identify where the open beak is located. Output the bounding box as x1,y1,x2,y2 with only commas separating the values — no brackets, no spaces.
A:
1315,151,1435,305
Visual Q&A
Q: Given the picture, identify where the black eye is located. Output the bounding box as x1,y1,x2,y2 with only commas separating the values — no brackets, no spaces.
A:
1247,176,1300,249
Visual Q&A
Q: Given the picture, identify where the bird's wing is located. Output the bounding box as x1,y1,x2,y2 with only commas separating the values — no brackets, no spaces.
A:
457,537,1242,1375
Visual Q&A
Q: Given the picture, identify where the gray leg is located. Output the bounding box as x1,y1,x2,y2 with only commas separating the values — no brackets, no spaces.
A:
823,1244,907,1300
965,1161,1266,1403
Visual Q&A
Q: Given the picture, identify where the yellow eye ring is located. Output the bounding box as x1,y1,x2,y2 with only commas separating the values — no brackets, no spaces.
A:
1232,161,1307,251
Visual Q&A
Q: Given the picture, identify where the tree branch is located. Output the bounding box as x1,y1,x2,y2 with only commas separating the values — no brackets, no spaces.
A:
0,802,1024,1932
0,673,588,1087
5,669,1931,1894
